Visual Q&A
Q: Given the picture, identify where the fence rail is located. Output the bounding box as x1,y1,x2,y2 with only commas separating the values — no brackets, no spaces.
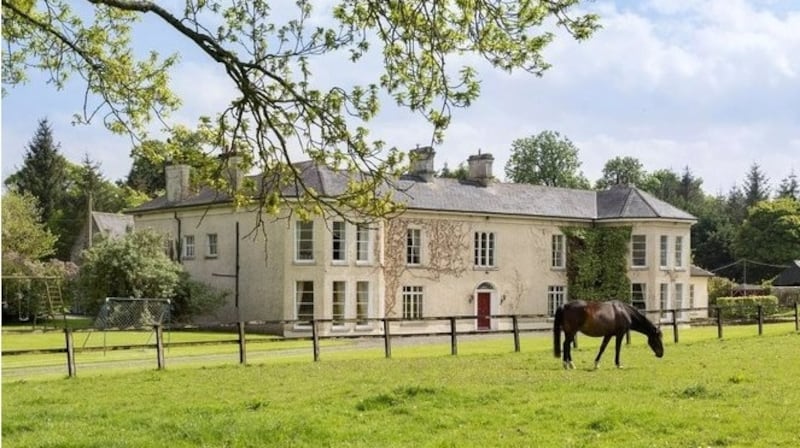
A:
3,303,798,378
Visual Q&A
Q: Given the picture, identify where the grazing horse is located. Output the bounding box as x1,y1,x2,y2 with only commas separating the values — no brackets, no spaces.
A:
553,300,663,369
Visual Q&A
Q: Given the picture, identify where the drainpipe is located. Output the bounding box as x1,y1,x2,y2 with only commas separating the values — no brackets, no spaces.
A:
174,212,182,263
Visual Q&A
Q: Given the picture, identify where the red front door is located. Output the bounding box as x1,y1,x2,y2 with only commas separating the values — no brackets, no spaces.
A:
477,292,491,330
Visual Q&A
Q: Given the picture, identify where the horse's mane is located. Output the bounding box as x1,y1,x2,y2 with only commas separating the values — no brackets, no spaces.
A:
622,302,658,335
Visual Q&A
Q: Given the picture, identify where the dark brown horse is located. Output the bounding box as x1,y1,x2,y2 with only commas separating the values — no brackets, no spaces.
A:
553,300,663,369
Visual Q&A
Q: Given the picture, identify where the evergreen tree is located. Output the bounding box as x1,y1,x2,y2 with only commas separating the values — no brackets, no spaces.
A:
5,118,68,226
742,163,770,208
777,170,799,201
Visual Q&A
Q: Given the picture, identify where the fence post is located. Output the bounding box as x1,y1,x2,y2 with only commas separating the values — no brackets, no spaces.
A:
757,305,763,336
512,315,520,353
795,302,799,331
64,328,76,378
154,324,165,370
716,307,723,339
383,318,392,358
238,321,247,365
311,319,320,362
449,317,458,356
671,310,679,344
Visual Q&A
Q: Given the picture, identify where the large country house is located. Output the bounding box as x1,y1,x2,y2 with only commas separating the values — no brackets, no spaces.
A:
129,147,708,336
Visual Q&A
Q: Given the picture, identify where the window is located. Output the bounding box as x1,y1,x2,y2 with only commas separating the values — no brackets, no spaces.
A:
206,233,218,258
659,235,669,268
631,283,647,310
356,224,371,263
183,235,195,259
295,281,314,323
164,238,175,260
689,284,695,309
406,228,421,265
295,221,314,262
551,234,565,269
402,286,423,319
674,236,684,268
332,281,346,327
547,286,565,317
659,283,669,318
474,232,496,268
674,283,684,311
631,235,646,267
332,221,346,262
356,281,370,325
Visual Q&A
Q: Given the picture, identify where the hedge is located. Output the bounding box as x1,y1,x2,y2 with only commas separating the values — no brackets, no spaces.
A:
716,296,779,319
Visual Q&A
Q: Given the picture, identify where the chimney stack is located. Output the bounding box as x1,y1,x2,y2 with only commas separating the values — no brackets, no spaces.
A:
165,163,191,202
467,152,494,187
220,153,245,190
408,146,436,182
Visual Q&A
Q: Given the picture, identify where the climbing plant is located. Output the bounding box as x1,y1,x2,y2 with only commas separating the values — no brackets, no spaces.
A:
562,226,632,302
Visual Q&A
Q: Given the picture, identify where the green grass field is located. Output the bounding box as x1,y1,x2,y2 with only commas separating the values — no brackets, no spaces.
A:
2,324,799,447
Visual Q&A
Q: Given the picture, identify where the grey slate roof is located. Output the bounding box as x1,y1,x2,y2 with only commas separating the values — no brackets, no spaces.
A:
690,265,714,277
92,212,134,236
129,162,696,222
773,260,800,287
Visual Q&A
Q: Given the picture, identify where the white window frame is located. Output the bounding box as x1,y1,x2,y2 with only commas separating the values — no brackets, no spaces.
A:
356,224,372,264
689,284,696,309
631,234,647,267
474,231,496,268
551,234,565,269
295,221,314,263
295,280,314,327
674,283,684,319
631,283,647,310
402,286,423,319
659,235,669,268
406,228,421,266
547,285,565,317
331,221,346,263
332,281,346,328
182,235,195,259
659,283,669,319
356,281,370,327
206,233,218,258
674,235,684,269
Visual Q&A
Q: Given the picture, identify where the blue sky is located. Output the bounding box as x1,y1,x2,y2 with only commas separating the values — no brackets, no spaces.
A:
2,0,798,196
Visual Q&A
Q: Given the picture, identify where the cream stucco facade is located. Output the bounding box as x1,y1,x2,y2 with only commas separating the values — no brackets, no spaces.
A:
130,150,709,336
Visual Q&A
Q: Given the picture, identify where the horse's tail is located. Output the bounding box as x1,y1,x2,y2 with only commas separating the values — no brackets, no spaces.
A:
553,305,564,358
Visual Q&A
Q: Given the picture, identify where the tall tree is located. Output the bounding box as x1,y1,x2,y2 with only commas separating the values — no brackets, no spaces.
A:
777,170,799,201
641,169,681,205
725,185,748,226
678,166,704,207
742,162,770,208
4,118,68,226
3,0,599,220
504,131,590,189
1,191,58,262
734,198,800,282
595,156,646,189
437,163,468,181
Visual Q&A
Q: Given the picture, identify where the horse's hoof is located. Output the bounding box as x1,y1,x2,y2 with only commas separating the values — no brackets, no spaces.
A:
616,364,624,369
593,362,600,370
568,362,576,370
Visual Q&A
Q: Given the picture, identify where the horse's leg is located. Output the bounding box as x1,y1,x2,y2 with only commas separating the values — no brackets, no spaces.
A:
614,333,625,368
563,333,575,369
593,335,612,370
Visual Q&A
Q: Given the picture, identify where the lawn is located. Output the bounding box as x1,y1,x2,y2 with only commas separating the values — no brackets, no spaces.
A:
2,325,799,447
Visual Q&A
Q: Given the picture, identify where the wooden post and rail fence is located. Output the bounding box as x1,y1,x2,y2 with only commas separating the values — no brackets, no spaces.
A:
10,303,800,379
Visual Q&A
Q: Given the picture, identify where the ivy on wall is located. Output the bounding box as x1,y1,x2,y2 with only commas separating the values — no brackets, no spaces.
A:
562,226,632,302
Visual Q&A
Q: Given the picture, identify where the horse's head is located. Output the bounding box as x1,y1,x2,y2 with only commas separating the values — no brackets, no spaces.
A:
648,327,664,358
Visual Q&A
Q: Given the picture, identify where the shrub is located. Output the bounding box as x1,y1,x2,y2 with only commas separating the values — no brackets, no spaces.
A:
77,230,182,315
716,296,779,319
708,277,734,306
170,272,228,323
